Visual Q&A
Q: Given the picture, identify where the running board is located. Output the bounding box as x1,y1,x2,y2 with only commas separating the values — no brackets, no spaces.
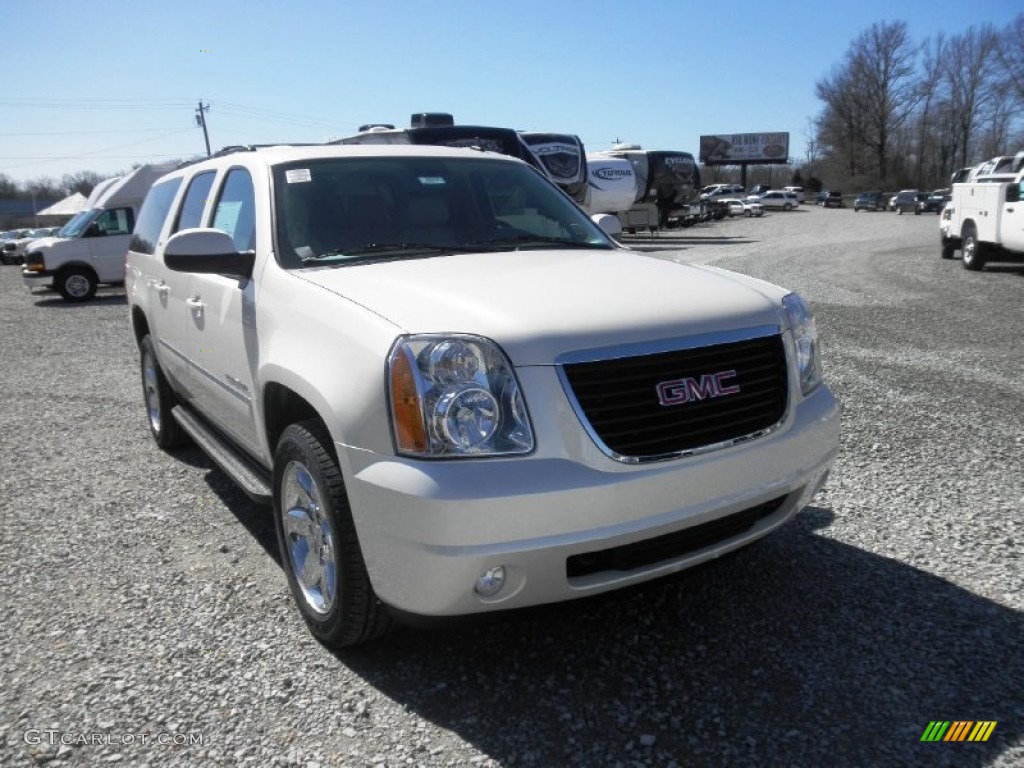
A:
172,405,272,505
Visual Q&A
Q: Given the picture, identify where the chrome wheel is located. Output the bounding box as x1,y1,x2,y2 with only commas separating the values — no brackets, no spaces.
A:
142,346,162,433
281,461,337,615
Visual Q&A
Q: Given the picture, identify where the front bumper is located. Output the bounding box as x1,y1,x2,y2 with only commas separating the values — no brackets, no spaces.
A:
22,269,53,289
343,382,840,616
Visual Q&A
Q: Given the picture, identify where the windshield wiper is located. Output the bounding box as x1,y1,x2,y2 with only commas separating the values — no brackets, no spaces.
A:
469,235,605,250
301,242,484,262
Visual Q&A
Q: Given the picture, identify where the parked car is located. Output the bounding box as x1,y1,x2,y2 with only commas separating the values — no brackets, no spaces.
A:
892,189,923,215
783,186,806,204
721,198,764,217
759,190,801,211
1,227,60,265
0,229,35,264
853,192,886,212
125,142,839,647
748,184,771,197
700,183,745,201
821,191,843,208
920,189,950,214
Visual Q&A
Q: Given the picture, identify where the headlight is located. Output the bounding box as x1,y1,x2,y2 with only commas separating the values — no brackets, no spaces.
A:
388,335,534,457
783,293,822,395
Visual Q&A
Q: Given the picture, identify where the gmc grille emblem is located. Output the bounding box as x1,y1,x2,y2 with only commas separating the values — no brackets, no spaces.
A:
656,370,740,406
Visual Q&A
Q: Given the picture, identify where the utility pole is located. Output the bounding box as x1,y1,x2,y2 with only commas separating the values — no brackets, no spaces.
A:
195,101,211,157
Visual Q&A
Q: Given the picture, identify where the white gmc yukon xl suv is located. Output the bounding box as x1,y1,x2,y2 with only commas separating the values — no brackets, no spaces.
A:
127,144,839,647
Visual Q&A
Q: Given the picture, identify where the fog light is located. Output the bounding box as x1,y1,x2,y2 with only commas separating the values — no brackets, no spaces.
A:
474,566,506,597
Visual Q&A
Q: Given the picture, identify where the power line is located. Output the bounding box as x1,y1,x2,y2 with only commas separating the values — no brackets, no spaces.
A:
0,128,175,136
0,97,193,108
0,129,196,170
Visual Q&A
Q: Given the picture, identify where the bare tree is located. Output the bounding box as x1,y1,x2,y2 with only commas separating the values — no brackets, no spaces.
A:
914,33,948,186
849,22,920,183
803,116,821,178
943,24,1000,167
815,64,869,179
22,177,65,200
0,174,18,198
60,170,107,198
996,13,1024,105
815,22,920,186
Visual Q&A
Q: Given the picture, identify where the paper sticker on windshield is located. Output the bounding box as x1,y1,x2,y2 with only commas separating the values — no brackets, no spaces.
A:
286,169,312,183
417,176,446,185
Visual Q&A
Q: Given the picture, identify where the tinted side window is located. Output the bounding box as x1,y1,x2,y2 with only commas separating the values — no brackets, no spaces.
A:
173,171,216,233
131,178,182,254
212,168,256,251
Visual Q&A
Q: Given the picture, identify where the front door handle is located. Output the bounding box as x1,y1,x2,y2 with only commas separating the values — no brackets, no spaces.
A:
185,296,205,313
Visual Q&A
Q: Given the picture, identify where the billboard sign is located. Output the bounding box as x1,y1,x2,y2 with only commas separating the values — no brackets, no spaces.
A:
699,132,790,165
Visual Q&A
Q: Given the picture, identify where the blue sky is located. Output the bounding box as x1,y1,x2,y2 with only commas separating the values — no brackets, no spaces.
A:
1,0,1019,184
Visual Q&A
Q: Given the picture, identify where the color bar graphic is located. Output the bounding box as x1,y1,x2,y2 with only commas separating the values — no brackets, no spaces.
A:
920,721,996,742
921,721,950,742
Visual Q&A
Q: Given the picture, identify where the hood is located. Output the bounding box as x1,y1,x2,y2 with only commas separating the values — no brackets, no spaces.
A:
23,236,60,252
296,248,786,366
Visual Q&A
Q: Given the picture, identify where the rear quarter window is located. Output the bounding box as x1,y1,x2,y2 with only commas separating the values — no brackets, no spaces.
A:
130,178,183,255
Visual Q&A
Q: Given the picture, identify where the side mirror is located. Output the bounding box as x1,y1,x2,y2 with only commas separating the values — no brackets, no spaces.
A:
591,213,623,240
1007,184,1021,204
164,228,255,279
85,223,104,238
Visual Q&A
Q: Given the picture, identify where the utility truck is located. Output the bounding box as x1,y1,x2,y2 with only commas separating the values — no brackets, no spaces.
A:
941,152,1024,271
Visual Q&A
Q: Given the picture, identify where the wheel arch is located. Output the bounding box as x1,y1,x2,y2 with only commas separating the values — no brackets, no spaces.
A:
54,260,98,278
130,306,150,349
263,381,332,462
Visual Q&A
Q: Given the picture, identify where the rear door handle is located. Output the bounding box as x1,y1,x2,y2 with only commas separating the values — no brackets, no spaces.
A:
185,296,204,312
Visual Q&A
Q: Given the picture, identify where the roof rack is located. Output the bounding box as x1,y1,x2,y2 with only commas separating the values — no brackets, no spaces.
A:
212,143,326,157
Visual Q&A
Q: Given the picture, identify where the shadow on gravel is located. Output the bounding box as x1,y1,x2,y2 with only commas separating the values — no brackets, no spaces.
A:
323,505,1022,767
194,450,281,566
624,236,758,253
32,293,126,308
979,264,1024,277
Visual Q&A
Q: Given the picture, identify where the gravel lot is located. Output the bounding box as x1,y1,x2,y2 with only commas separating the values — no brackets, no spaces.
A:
1,206,1021,768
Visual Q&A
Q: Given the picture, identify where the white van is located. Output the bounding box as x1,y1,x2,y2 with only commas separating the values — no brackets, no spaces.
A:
22,163,176,301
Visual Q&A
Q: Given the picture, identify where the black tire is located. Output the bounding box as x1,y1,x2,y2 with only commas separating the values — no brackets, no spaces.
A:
940,240,957,260
783,203,792,211
56,266,97,302
273,420,393,648
140,335,190,449
961,224,987,271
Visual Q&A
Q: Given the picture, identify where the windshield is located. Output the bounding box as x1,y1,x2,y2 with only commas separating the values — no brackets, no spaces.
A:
58,209,99,238
273,155,613,268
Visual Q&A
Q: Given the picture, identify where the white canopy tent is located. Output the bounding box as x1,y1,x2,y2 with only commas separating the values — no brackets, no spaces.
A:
36,192,88,216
